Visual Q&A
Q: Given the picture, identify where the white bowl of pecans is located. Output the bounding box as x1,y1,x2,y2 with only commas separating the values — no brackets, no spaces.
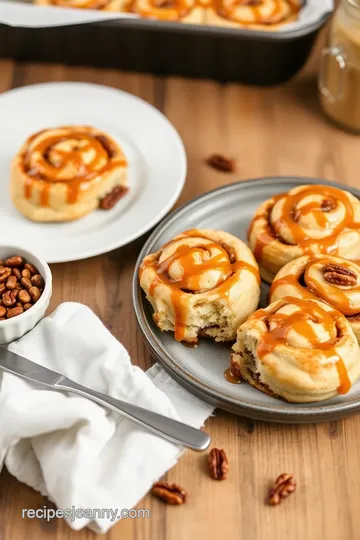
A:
0,246,52,344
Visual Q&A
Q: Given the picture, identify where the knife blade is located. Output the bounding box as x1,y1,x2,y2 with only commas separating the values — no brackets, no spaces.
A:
0,348,211,451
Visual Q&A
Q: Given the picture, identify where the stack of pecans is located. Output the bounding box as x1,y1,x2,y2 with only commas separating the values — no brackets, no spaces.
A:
0,256,45,320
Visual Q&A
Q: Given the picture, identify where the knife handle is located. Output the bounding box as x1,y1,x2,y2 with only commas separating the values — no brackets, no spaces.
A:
55,377,211,452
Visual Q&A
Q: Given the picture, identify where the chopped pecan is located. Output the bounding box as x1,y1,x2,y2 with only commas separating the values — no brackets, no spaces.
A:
95,135,117,158
323,264,357,286
206,154,235,173
321,199,336,212
267,473,296,506
291,206,301,222
99,186,129,210
151,481,187,505
208,448,229,480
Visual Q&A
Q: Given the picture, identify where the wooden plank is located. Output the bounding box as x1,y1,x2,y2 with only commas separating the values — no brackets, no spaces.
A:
1,39,360,540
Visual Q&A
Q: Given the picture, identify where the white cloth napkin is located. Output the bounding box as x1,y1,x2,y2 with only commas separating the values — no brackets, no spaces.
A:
0,302,213,533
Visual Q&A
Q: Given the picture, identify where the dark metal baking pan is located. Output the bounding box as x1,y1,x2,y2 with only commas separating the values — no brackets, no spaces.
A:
133,177,360,423
0,8,331,84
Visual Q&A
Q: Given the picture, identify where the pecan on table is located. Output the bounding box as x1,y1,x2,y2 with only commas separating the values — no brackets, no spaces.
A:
151,481,187,505
206,154,235,173
323,264,357,286
208,448,229,480
267,473,296,506
99,186,129,210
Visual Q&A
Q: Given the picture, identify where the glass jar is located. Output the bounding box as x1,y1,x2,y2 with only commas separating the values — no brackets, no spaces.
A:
319,0,360,132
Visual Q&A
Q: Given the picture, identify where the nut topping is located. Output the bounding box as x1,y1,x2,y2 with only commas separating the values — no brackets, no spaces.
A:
151,481,187,505
267,473,296,506
323,264,357,286
321,199,336,212
208,448,229,480
206,154,235,173
99,186,129,210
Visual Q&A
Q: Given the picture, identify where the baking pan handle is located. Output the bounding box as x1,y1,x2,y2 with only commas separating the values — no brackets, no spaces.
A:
319,46,347,104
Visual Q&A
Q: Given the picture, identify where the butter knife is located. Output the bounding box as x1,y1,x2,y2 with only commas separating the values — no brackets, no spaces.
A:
0,348,211,451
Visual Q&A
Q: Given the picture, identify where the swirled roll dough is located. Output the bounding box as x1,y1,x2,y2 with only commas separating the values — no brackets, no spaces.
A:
36,0,127,11
270,255,360,345
248,184,360,283
11,125,128,222
139,229,261,343
231,297,360,403
205,0,300,30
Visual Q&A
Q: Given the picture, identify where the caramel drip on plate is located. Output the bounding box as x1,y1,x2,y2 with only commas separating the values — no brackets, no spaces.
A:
249,185,360,262
22,130,126,207
140,231,260,342
270,257,360,317
224,367,242,384
251,297,351,395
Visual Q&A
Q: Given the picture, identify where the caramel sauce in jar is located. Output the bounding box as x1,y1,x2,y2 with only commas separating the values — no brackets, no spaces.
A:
320,0,360,133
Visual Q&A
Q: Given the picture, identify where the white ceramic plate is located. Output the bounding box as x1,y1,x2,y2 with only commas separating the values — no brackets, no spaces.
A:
0,82,186,263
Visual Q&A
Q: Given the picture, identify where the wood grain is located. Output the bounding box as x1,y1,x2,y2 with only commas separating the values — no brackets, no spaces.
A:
1,32,360,540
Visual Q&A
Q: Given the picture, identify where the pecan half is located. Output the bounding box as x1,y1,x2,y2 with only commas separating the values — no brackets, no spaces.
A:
267,473,296,506
151,481,187,505
323,264,357,286
206,154,235,173
321,199,336,212
208,448,229,480
99,186,129,210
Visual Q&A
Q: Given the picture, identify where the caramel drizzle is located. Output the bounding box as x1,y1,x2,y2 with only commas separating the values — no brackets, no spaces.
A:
53,0,109,8
47,0,300,24
270,257,360,317
214,0,300,26
249,185,360,263
140,230,260,342
251,297,351,395
22,130,126,207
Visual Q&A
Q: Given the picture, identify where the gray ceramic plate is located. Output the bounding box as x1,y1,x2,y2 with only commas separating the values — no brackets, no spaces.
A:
133,177,360,423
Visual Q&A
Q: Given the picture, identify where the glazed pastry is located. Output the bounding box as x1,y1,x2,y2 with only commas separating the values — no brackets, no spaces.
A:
248,184,360,283
231,297,360,403
270,255,360,345
128,0,205,23
11,125,128,222
205,0,301,30
35,0,126,10
139,229,260,343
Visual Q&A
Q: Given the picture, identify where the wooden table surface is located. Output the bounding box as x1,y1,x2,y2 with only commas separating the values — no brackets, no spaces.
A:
1,31,360,540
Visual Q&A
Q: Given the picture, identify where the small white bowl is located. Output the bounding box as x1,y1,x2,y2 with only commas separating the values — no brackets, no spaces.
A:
0,246,52,344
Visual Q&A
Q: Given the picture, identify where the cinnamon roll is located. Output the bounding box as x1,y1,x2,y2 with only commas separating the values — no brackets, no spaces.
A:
205,0,301,30
139,229,261,343
11,125,128,222
270,255,360,345
248,184,360,283
231,297,360,403
128,0,205,23
35,0,126,11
